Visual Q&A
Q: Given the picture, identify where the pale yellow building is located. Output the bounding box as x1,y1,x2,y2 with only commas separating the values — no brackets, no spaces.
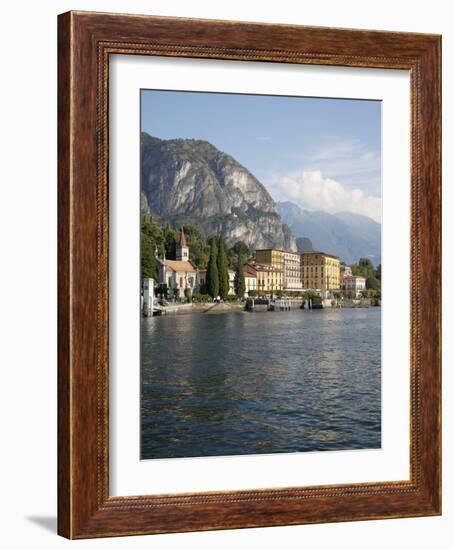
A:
255,248,302,290
255,249,284,271
247,261,283,293
301,252,340,292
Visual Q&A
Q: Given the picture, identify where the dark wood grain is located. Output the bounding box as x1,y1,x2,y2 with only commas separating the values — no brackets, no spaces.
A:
57,11,441,539
57,11,71,538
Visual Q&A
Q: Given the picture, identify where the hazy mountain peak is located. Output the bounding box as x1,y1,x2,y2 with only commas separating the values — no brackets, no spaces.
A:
277,201,381,265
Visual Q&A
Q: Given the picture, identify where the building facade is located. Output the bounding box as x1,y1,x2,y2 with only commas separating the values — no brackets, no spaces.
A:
255,249,284,272
341,275,367,298
157,227,199,298
283,250,303,290
247,261,284,293
255,248,302,290
301,252,340,293
244,270,257,295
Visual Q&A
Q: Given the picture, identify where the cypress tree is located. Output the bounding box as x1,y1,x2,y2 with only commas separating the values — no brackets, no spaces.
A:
206,238,219,298
234,254,246,297
217,236,230,298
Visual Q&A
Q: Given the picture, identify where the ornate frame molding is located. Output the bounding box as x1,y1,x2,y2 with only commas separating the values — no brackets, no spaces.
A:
58,11,441,538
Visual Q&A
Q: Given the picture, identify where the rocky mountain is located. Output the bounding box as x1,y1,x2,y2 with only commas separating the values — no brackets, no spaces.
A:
277,201,381,265
296,237,314,253
141,133,296,251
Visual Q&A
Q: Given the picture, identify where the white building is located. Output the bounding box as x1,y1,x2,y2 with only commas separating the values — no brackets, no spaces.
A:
157,227,200,298
142,277,155,315
228,269,236,295
341,275,366,298
244,271,257,296
284,250,303,291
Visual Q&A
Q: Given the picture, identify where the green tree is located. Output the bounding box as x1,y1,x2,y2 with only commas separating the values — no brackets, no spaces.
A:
366,276,380,290
141,232,156,280
359,257,374,271
141,217,163,280
351,257,373,277
303,290,322,305
234,254,246,297
376,263,381,281
206,238,219,298
162,223,178,259
183,223,209,268
228,240,250,267
351,257,381,292
217,236,230,298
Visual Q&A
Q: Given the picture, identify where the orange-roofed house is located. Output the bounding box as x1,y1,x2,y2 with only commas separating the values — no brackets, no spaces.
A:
157,226,200,298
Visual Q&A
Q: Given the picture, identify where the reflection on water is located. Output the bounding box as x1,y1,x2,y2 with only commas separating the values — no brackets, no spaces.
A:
141,308,381,459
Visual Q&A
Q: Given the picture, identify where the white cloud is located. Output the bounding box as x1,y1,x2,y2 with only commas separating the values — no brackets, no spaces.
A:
307,140,381,194
256,136,272,141
267,169,382,222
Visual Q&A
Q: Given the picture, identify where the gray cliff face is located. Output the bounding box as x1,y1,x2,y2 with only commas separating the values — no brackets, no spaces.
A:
141,133,296,251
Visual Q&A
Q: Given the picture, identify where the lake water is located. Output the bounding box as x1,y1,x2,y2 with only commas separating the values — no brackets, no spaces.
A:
141,307,381,459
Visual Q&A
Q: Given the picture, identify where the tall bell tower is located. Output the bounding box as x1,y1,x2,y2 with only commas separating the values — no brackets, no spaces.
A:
176,226,189,261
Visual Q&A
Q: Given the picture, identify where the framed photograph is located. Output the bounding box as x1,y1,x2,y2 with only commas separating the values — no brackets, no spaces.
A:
58,11,441,538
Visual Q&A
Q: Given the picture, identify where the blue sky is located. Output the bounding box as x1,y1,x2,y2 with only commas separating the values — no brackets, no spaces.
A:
141,90,382,222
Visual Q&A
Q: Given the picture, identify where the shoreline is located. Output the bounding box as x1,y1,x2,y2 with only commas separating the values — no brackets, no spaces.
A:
146,301,380,316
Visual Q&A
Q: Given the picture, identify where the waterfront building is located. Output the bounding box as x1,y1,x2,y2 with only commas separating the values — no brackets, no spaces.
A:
301,251,340,293
283,250,303,290
246,260,284,293
255,249,284,271
157,226,200,298
341,274,367,298
255,248,303,291
244,270,257,296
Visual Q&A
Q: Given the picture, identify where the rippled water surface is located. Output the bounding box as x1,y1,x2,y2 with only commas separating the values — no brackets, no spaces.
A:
141,308,381,459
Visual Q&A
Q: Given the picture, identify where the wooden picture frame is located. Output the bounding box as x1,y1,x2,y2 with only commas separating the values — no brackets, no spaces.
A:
58,11,441,539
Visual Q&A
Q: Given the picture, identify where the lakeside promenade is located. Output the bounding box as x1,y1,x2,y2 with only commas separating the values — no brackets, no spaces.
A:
149,297,375,316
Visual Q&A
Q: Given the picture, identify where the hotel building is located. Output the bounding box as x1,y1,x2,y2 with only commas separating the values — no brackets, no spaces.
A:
246,261,284,293
255,248,302,291
283,250,303,290
301,251,340,293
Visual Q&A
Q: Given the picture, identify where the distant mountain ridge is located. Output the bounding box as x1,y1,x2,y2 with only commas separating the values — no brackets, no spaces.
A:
277,201,381,265
141,133,296,251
